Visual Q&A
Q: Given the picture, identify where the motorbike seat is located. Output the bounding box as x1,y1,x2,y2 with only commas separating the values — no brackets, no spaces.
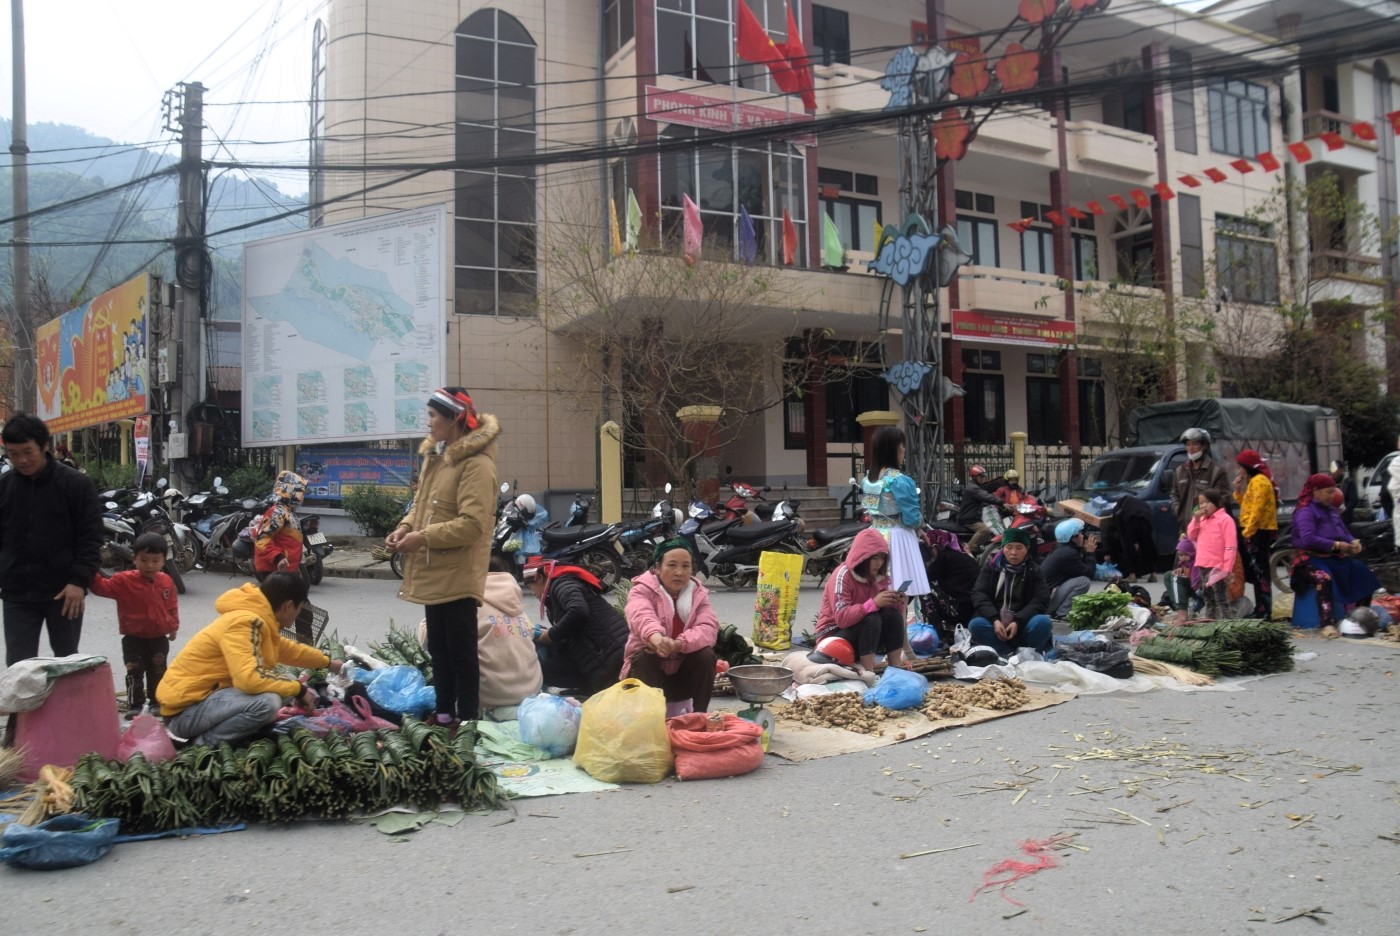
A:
810,520,870,545
722,519,793,544
752,502,777,521
541,524,610,548
926,520,972,536
1349,520,1390,539
702,517,743,537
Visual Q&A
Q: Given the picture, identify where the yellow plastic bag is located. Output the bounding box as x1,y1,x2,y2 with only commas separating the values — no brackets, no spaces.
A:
573,678,673,783
752,550,804,650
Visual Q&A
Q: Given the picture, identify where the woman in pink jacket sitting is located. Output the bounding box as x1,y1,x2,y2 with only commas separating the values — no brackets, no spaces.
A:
623,537,719,713
1187,490,1238,620
813,527,910,673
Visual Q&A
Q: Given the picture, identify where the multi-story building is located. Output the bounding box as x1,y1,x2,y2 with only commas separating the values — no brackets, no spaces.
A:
311,0,1397,497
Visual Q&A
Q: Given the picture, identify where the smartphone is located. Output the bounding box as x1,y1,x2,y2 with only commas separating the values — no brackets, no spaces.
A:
896,580,912,593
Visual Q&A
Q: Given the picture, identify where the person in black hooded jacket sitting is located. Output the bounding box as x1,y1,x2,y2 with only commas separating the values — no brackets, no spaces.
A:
969,526,1052,657
525,556,627,694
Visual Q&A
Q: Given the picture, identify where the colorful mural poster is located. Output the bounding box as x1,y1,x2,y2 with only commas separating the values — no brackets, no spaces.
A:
36,275,151,432
293,447,414,500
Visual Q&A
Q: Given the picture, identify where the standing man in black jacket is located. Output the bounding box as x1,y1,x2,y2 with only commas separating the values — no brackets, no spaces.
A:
0,413,106,666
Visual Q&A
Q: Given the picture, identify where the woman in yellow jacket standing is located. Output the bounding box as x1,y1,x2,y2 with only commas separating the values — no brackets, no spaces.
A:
386,388,499,725
1232,449,1278,619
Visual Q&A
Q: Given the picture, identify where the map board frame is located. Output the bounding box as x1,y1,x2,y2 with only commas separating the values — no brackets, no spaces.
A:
241,204,448,447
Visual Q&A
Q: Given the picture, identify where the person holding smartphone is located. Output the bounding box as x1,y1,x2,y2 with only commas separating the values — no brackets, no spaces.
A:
813,528,913,673
1041,519,1099,618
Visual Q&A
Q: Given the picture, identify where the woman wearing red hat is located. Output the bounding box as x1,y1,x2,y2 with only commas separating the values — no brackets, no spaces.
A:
1232,449,1278,618
386,387,499,726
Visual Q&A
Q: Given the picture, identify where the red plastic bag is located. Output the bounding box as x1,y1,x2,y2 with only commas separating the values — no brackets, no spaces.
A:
666,712,764,781
116,713,177,763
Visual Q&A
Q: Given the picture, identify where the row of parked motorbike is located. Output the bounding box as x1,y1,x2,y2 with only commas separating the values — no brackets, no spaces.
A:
97,476,334,593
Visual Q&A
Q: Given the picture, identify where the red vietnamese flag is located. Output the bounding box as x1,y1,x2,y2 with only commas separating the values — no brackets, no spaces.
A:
1066,206,1089,221
1009,219,1032,234
1387,110,1400,134
1046,210,1067,226
1108,194,1128,211
1256,151,1281,172
1320,132,1345,151
780,4,817,111
1229,158,1254,174
1352,121,1377,142
1288,141,1313,163
1130,189,1151,208
736,0,799,94
1153,182,1175,201
782,208,798,265
1178,175,1202,188
1203,167,1228,183
1085,201,1105,216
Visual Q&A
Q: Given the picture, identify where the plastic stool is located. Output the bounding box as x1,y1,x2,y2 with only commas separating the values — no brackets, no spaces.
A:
12,662,120,783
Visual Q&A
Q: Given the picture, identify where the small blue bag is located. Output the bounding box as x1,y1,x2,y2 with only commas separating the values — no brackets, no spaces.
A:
862,665,929,710
0,814,120,870
357,665,436,716
907,621,940,657
518,692,582,757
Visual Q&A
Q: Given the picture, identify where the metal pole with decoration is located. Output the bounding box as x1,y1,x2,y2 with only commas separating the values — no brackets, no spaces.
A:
869,0,1106,517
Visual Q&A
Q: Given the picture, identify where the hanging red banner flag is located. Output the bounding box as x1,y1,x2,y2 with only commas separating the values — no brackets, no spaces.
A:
1109,194,1128,211
1352,121,1377,142
1203,167,1228,183
1066,206,1088,221
1009,218,1032,234
1229,158,1254,174
1153,182,1175,201
1045,210,1067,226
1387,110,1400,134
1178,175,1202,188
1288,141,1313,163
1256,152,1281,172
1130,189,1150,208
1085,201,1105,216
1319,132,1345,151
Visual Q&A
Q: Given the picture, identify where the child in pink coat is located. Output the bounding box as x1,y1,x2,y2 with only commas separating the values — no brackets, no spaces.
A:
1186,490,1238,620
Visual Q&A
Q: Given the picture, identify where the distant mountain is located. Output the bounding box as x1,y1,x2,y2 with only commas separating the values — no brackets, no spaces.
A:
0,120,308,321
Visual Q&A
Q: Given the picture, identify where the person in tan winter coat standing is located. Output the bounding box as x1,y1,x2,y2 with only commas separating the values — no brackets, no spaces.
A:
387,387,499,725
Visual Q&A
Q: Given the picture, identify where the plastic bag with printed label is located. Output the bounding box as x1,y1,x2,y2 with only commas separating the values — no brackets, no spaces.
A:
574,678,672,783
751,551,804,650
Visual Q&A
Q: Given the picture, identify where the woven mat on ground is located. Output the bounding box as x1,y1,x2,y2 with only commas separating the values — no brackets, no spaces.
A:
724,687,1070,763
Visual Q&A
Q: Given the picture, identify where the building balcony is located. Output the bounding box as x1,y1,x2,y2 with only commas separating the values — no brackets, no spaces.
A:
1300,110,1379,174
1309,248,1386,306
957,266,1068,318
814,62,889,118
1066,121,1156,180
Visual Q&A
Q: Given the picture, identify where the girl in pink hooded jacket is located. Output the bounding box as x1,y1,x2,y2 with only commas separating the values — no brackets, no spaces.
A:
1186,490,1238,620
814,527,910,672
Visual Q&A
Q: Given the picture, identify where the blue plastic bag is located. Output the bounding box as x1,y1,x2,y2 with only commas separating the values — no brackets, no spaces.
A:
0,814,120,870
357,665,436,716
862,666,929,710
907,621,940,657
517,692,583,757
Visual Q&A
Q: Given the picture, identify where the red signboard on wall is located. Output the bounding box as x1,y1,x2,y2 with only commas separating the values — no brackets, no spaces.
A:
951,309,1075,348
643,85,815,145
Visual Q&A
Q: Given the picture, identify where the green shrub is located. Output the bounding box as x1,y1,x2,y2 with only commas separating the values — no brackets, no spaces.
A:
341,485,407,537
220,465,274,499
84,461,138,493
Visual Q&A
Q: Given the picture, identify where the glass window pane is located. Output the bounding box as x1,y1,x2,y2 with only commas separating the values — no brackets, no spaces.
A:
456,269,496,315
856,203,879,251
735,149,769,216
620,0,635,45
456,78,494,122
456,124,494,163
656,11,688,79
976,221,998,267
497,13,533,45
456,219,495,267
696,0,727,19
498,176,535,224
498,43,534,86
498,273,536,315
694,18,731,85
458,11,492,40
498,222,536,270
456,37,493,79
499,127,535,160
455,171,494,219
698,147,732,211
1223,94,1239,155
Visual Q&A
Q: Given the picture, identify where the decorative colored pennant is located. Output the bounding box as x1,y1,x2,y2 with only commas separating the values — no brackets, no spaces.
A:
1256,151,1281,172
1108,194,1128,211
1085,201,1105,216
1319,132,1345,151
1352,121,1377,142
1130,189,1151,208
1066,206,1089,221
1203,167,1228,183
1045,209,1067,226
1387,109,1400,134
1178,175,1202,188
1229,158,1254,174
1153,182,1175,201
1287,141,1313,163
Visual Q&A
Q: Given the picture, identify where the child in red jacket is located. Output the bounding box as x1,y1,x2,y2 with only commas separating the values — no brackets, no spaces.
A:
90,533,180,718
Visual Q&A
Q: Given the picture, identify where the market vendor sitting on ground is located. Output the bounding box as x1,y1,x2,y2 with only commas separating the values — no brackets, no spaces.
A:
1289,472,1381,626
1041,518,1099,618
622,538,719,714
156,573,343,746
813,527,912,673
969,526,1052,657
525,554,627,695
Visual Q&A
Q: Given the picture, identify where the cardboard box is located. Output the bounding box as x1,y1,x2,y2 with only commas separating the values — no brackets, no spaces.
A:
1056,498,1103,528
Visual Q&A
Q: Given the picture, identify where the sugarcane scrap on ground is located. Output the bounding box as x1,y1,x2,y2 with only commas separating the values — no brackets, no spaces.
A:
1134,619,1294,676
67,720,504,835
0,764,74,826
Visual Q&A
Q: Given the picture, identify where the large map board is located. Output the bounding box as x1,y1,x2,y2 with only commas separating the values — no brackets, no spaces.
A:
241,205,447,446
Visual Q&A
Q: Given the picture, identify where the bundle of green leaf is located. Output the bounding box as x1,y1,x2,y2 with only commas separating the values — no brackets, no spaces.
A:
1066,589,1134,631
68,721,504,834
364,621,433,683
714,624,761,668
1135,619,1294,676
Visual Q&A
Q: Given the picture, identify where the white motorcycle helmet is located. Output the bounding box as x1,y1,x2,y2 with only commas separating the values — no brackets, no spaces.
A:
514,493,537,520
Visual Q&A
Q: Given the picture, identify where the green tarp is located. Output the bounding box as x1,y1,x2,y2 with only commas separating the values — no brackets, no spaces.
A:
1128,397,1338,447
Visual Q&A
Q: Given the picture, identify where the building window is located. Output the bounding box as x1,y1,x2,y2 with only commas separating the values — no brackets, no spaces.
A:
812,5,850,66
784,396,806,449
819,196,882,252
1170,48,1197,154
955,189,999,268
604,0,635,59
961,348,1001,371
1072,233,1099,281
1026,376,1062,445
657,0,800,92
659,123,806,264
1216,214,1279,305
455,9,537,315
1208,78,1270,158
963,373,1005,444
1021,228,1054,275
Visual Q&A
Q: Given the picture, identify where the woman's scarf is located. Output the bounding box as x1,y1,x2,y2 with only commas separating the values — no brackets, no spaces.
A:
1297,472,1337,509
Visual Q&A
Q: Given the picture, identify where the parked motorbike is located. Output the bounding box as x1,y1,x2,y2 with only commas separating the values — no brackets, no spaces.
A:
711,481,774,523
215,496,268,576
705,498,804,589
564,493,594,527
797,480,870,582
98,479,188,594
301,512,332,586
1268,517,1400,595
613,485,680,577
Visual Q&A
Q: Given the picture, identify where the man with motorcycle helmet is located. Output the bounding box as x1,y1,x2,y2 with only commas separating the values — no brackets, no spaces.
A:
1171,428,1231,533
956,465,1008,554
1041,518,1099,618
994,469,1026,507
509,493,551,569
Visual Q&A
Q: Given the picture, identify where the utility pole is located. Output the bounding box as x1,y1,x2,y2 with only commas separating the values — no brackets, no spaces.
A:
9,0,33,413
163,81,206,485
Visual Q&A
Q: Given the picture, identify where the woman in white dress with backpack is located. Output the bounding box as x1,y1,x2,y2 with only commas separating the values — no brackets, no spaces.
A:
859,425,931,600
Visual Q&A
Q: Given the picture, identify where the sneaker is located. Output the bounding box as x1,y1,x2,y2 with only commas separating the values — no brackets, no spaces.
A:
123,710,139,721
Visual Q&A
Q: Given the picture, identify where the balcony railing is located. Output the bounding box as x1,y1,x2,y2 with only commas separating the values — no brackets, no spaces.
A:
1309,248,1382,282
1301,110,1374,147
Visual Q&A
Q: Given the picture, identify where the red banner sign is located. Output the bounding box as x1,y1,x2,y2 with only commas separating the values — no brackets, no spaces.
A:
952,309,1075,348
644,85,815,144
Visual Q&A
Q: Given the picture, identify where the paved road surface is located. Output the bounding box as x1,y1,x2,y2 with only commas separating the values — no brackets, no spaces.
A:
3,571,1396,935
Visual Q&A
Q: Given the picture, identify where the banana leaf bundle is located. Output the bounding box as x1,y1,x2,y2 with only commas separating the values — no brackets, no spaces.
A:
1133,635,1239,676
69,721,504,834
1166,619,1295,675
365,622,433,683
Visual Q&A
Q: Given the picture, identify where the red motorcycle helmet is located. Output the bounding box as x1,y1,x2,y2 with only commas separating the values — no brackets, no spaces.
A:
811,636,855,667
968,465,987,480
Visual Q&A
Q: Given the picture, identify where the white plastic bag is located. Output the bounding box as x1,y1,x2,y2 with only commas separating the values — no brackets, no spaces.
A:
518,692,582,758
